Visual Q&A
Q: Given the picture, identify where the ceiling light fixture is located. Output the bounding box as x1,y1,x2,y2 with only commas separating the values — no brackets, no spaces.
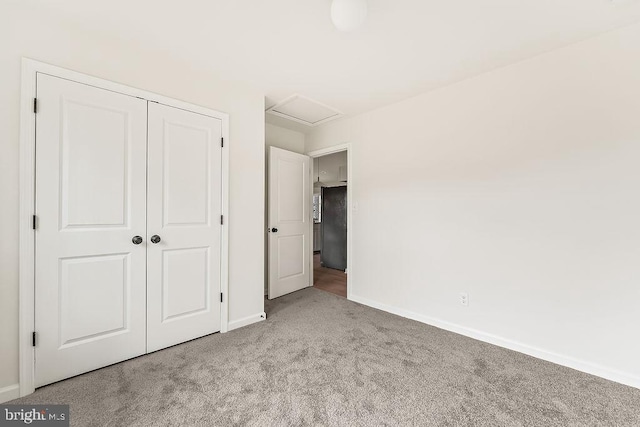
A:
331,0,368,32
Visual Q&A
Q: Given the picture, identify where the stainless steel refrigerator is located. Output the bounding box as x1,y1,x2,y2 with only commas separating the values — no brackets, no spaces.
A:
321,186,347,271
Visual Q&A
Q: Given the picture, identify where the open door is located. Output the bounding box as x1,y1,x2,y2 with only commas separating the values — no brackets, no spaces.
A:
268,147,311,299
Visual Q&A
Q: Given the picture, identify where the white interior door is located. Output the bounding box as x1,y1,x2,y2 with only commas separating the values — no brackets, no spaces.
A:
268,147,311,299
35,74,148,387
146,102,223,352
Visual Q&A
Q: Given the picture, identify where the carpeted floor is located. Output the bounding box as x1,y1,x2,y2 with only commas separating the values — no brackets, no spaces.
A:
11,288,640,426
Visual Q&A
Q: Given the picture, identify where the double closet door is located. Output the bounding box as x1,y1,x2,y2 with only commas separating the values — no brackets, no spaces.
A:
34,74,223,387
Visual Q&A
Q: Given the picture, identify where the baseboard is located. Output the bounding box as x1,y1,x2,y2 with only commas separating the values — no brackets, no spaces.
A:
349,294,640,390
0,384,20,404
228,312,267,331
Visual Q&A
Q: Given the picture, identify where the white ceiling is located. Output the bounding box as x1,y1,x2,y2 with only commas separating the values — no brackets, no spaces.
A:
23,0,640,131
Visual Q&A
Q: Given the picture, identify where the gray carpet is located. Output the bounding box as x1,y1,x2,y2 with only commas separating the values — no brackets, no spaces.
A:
11,288,640,426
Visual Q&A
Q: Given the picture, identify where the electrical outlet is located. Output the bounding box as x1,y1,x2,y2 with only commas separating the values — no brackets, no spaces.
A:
459,292,469,307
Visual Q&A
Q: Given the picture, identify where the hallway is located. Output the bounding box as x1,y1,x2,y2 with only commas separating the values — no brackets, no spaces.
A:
313,253,347,298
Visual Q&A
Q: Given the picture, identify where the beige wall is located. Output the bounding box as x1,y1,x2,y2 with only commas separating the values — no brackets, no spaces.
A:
0,3,265,390
307,23,640,386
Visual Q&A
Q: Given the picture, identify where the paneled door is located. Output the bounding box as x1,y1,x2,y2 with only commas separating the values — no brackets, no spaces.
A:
146,102,223,352
34,74,148,387
268,147,311,299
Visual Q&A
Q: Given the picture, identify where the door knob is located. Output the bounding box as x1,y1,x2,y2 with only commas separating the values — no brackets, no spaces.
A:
150,235,162,244
271,228,278,233
132,236,143,245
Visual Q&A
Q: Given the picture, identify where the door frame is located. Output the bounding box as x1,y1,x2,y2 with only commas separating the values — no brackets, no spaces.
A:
18,58,230,397
306,143,352,300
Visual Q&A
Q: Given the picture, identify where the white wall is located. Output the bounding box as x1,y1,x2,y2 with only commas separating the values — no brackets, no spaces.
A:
307,23,640,387
0,3,265,393
265,123,306,153
314,151,347,187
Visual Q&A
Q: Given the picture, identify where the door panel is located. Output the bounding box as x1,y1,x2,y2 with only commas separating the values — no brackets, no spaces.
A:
35,74,147,387
147,102,222,352
321,186,347,271
163,122,211,226
277,234,306,279
268,147,311,299
59,254,129,347
61,101,130,228
277,160,305,222
162,247,209,321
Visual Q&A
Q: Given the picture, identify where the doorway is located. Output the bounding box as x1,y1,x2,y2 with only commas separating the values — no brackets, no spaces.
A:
309,148,350,298
266,143,351,301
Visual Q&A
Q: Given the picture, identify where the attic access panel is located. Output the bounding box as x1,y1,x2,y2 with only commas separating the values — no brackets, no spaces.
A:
267,95,343,127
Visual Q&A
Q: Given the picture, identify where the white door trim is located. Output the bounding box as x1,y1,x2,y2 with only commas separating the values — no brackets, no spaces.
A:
306,143,352,300
18,58,230,397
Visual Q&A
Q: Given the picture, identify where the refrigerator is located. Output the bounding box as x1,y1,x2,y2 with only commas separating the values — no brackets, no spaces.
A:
320,186,347,271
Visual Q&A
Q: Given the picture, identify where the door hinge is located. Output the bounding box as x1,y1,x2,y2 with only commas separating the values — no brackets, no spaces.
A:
32,332,36,347
220,293,223,303
32,215,37,230
220,215,224,225
33,98,37,114
221,137,224,148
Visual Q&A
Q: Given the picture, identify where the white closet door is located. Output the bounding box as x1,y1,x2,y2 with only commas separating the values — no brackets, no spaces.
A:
268,147,311,299
35,74,148,387
146,102,222,352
